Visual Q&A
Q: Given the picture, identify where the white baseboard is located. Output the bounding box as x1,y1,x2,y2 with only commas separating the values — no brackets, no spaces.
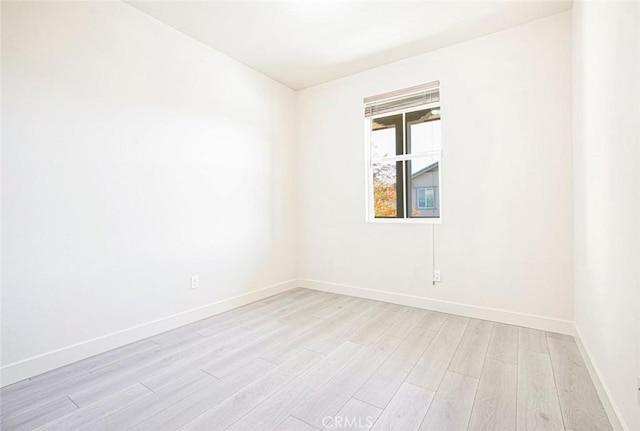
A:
0,279,298,388
297,278,575,335
574,325,628,431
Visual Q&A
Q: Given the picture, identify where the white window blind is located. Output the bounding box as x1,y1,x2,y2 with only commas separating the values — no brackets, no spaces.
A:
364,81,440,117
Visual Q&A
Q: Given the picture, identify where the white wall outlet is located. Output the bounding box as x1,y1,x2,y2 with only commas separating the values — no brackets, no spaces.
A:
433,269,442,283
191,275,199,289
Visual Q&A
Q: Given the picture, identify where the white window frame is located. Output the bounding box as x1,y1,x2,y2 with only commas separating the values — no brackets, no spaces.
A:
364,100,443,225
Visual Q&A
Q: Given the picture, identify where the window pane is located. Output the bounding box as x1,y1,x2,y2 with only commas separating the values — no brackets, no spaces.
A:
371,114,402,158
371,127,396,159
373,161,403,218
417,188,426,208
407,156,440,218
406,108,441,154
425,188,435,208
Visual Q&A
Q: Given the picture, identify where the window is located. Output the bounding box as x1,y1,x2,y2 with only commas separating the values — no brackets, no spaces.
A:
365,82,441,222
417,187,436,209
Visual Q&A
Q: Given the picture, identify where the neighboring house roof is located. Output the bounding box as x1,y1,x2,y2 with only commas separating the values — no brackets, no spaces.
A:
411,161,439,178
388,161,439,187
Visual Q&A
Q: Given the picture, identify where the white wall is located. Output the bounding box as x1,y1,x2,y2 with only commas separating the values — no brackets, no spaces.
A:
1,1,297,383
573,1,640,429
297,12,574,328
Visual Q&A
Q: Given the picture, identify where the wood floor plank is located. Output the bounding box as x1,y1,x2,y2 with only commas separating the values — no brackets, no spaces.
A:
204,317,324,378
203,290,319,336
519,327,549,354
370,383,435,431
162,290,300,341
259,288,314,304
67,325,268,407
406,316,468,390
467,358,517,431
355,325,437,408
293,333,403,429
308,302,388,354
0,375,36,394
418,371,478,431
547,338,612,431
130,358,276,430
380,307,427,339
449,319,493,378
312,295,359,319
139,321,285,391
275,416,319,431
152,301,272,344
227,341,364,431
259,319,342,365
416,310,449,331
517,349,564,431
33,383,152,431
178,350,322,430
189,288,315,337
0,395,78,431
259,298,374,365
162,325,247,355
76,371,216,431
242,291,336,330
348,303,407,345
447,314,472,325
326,398,382,431
279,293,339,324
151,327,209,346
545,332,575,342
486,323,519,364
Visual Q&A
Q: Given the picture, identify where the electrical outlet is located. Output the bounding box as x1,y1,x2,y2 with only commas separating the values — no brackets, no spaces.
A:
191,275,199,289
433,269,442,283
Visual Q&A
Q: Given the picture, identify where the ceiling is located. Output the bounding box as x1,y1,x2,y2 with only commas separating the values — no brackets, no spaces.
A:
126,1,572,90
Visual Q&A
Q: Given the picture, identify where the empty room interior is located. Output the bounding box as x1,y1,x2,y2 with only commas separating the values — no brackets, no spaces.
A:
1,0,639,430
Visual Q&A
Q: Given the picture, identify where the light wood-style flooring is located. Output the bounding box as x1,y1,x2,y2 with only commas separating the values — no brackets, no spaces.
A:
0,288,613,430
